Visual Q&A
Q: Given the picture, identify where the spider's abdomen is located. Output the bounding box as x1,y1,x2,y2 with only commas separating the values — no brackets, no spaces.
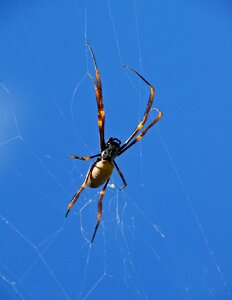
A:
87,160,114,188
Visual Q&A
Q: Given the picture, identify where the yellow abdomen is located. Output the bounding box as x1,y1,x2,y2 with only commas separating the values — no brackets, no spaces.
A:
87,160,114,188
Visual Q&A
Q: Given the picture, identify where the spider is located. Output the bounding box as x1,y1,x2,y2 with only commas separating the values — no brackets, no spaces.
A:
66,42,163,243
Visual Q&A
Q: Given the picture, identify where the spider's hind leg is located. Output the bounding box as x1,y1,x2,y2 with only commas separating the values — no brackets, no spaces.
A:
65,159,99,217
113,161,127,190
91,178,110,243
65,182,87,217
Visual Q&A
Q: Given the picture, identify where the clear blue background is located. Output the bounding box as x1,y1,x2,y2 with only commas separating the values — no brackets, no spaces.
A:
0,1,231,299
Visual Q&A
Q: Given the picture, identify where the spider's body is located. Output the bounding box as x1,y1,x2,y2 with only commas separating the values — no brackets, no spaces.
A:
87,137,121,187
101,137,121,161
87,159,114,188
66,42,163,242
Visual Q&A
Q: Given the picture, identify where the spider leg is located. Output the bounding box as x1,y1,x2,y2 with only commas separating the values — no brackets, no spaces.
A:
70,154,100,161
91,178,110,243
119,109,163,155
120,66,155,151
87,42,106,152
113,161,127,190
65,159,100,217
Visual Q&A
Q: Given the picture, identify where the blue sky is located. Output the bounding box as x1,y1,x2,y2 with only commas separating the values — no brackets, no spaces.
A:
0,1,231,299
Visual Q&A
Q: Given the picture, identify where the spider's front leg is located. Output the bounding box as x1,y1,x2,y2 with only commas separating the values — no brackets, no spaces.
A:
70,154,100,161
120,66,155,151
119,109,163,155
87,42,106,152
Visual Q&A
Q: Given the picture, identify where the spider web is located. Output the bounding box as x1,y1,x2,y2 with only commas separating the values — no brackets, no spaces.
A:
0,1,231,300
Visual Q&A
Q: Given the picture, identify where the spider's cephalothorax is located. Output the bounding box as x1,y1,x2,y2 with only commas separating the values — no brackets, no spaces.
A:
65,42,163,243
101,137,121,161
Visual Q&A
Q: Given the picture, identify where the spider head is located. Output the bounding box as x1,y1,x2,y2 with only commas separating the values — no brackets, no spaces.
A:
101,138,121,161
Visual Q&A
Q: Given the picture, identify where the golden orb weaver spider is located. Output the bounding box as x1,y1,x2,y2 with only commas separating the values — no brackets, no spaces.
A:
66,42,163,243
